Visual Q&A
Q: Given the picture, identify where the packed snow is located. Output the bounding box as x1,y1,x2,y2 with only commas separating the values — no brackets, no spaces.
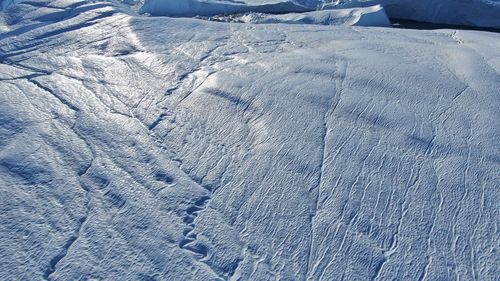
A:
1,0,499,280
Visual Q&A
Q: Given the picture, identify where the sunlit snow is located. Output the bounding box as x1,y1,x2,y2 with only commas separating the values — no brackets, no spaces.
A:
0,0,499,280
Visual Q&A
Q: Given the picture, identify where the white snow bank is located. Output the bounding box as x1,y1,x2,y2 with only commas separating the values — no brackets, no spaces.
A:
139,0,309,17
234,5,390,27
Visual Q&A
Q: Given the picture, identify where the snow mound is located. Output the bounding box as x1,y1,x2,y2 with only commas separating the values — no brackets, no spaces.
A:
233,5,390,27
139,0,309,17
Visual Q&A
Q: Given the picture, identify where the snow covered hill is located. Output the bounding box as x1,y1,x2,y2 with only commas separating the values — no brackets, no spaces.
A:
0,0,499,280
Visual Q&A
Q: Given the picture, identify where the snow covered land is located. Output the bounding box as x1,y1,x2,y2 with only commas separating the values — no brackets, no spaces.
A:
0,0,499,280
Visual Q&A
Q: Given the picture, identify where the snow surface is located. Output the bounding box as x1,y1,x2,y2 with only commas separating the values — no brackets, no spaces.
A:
1,0,500,280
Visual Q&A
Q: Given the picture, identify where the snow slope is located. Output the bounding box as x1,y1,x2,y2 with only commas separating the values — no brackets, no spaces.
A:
1,0,500,280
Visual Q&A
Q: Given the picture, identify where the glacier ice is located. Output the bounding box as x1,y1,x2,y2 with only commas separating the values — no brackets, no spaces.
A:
0,0,499,280
321,0,500,28
214,5,391,27
139,0,309,17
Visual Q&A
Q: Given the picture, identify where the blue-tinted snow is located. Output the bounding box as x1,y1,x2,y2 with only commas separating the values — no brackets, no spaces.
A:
0,0,499,280
140,0,500,28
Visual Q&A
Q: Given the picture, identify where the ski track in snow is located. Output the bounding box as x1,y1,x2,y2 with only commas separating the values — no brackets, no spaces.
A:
0,1,499,280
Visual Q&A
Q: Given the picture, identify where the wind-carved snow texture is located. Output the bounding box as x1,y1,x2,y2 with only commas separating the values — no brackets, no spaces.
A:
1,1,499,280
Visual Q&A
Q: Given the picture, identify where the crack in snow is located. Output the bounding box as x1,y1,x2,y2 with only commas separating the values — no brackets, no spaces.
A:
306,59,348,279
